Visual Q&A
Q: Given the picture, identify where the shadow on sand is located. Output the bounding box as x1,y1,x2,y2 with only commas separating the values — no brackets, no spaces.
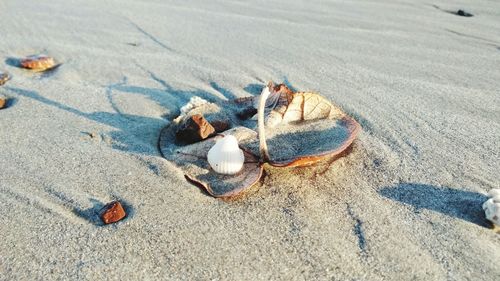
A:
4,68,261,156
379,183,489,227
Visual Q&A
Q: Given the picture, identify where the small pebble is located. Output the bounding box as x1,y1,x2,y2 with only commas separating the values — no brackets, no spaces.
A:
456,9,473,17
99,201,126,224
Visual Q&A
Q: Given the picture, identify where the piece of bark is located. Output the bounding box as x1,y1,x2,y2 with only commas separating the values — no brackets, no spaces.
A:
175,114,215,144
100,201,126,224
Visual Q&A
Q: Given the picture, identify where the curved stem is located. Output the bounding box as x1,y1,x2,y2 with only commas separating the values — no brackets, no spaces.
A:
258,84,271,162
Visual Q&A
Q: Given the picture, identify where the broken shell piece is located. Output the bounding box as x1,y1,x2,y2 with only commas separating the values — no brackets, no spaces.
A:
20,55,56,71
207,135,244,175
0,72,10,86
483,198,500,227
100,201,126,224
483,190,500,227
179,96,209,120
0,98,6,109
175,114,215,144
487,189,500,198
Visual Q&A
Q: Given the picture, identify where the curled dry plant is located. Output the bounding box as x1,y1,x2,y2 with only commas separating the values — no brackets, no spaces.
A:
159,82,361,198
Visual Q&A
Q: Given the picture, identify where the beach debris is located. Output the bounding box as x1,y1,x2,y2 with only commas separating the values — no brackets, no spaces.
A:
255,83,360,167
456,9,473,17
159,81,361,198
161,125,263,197
488,189,500,198
20,55,57,71
208,135,245,175
483,189,500,229
0,98,6,109
211,120,230,133
100,201,126,224
0,72,10,86
253,82,345,128
176,114,215,144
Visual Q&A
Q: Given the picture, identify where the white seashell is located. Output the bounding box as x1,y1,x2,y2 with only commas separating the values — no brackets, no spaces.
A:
207,135,244,175
487,189,500,198
483,195,500,227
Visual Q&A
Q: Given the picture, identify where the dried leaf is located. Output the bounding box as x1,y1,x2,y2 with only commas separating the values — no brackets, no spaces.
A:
253,83,361,167
258,83,345,127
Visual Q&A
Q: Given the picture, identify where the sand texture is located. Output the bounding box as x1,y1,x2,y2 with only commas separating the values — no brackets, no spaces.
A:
1,0,499,280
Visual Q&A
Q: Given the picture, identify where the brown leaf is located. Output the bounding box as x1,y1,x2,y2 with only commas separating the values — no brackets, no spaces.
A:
255,83,361,167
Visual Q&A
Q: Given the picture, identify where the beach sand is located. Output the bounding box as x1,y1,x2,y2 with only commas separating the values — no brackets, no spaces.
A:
1,0,499,280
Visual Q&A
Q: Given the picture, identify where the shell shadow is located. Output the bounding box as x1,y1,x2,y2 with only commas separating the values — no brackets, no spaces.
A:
379,183,489,227
5,57,21,67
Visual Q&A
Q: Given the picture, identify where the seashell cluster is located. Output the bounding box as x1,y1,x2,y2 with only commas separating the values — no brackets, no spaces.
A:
179,96,209,118
483,189,500,227
207,135,244,175
20,55,56,71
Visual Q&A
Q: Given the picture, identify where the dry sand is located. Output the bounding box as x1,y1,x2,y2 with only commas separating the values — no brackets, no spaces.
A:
1,0,499,280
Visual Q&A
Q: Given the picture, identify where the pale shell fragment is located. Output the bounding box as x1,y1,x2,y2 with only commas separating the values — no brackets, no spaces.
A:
20,55,56,71
483,189,500,227
207,135,244,175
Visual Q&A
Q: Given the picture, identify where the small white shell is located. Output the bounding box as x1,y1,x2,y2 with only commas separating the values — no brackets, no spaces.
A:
207,135,244,175
487,189,500,198
483,189,500,226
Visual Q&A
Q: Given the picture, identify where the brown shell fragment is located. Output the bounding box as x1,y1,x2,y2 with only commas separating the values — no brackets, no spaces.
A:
175,114,215,144
0,72,10,86
100,201,126,224
20,55,56,71
0,98,6,109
